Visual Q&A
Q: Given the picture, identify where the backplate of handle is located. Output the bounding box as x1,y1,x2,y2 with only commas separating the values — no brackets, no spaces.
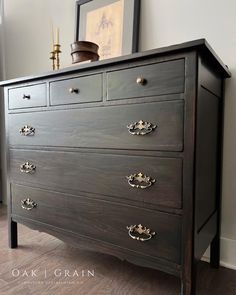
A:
127,224,156,242
21,198,37,211
20,162,36,174
19,125,35,136
126,172,156,189
127,120,157,136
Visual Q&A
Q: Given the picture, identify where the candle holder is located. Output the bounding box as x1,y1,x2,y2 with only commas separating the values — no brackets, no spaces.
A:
54,44,61,70
50,50,56,70
49,44,61,71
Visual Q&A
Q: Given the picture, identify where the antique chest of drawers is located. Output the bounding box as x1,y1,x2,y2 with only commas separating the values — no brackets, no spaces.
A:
1,39,231,295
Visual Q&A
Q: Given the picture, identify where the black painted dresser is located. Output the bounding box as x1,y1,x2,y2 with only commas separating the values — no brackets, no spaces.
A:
1,39,231,294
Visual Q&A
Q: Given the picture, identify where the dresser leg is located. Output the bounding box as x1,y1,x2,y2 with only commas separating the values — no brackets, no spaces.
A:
210,235,220,268
181,261,197,295
9,220,18,248
181,279,196,295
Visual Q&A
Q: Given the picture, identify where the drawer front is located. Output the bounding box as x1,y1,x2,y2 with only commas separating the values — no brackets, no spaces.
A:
107,59,185,100
50,74,103,105
9,150,182,209
8,83,47,109
11,184,182,264
9,100,184,152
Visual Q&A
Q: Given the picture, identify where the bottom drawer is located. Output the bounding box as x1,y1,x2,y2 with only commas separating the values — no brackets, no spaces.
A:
11,184,182,264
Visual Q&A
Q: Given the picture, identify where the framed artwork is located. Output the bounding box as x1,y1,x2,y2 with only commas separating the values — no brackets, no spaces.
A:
75,0,140,60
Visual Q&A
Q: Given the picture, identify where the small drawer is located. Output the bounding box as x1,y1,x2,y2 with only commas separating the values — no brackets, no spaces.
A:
9,149,182,209
50,74,103,106
9,100,184,152
11,184,182,264
107,59,185,100
8,83,47,110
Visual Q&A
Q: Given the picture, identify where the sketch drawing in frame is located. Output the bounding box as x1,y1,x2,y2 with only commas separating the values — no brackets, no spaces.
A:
75,0,140,60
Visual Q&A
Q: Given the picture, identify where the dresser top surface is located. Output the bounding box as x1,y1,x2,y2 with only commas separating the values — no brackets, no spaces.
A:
0,39,231,87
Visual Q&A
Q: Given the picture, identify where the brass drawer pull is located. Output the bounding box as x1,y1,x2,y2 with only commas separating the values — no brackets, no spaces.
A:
20,125,35,136
127,224,156,242
69,88,79,94
20,162,36,174
127,120,157,136
136,77,147,85
21,198,37,211
126,172,155,189
23,94,31,99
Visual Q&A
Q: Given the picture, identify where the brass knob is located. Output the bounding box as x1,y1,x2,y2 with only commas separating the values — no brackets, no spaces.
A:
136,77,146,85
69,88,79,94
23,94,31,99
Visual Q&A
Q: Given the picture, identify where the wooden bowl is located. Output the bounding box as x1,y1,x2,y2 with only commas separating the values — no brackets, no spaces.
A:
71,41,99,64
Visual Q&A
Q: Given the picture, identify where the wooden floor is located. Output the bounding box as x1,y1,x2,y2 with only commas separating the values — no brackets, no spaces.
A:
0,205,235,295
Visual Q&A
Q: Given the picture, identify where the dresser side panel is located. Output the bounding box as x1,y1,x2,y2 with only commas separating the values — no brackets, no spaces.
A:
194,55,223,260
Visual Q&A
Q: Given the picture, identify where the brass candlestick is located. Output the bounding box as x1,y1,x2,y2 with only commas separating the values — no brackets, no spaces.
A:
54,44,61,70
49,26,61,70
50,50,56,70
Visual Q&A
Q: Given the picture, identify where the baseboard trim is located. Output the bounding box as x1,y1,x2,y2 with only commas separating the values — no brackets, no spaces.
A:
202,237,236,270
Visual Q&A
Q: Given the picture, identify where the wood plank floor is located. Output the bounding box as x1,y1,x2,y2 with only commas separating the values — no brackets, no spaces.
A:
0,205,235,295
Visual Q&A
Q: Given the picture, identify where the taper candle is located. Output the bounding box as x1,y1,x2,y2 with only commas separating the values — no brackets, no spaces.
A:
51,22,54,50
56,27,59,44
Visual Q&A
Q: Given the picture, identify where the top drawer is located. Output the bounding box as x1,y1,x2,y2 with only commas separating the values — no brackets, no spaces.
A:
8,83,47,110
107,59,185,101
50,74,103,106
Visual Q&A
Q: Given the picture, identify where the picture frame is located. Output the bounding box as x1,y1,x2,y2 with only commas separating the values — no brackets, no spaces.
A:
75,0,140,60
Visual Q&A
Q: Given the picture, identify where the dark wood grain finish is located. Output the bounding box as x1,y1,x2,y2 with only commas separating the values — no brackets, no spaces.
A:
199,56,222,97
181,52,198,295
50,73,103,106
194,53,227,279
8,100,184,151
195,87,219,230
8,83,46,110
2,40,231,295
1,205,236,295
9,149,183,209
11,184,182,264
195,213,217,261
107,59,185,100
0,39,230,88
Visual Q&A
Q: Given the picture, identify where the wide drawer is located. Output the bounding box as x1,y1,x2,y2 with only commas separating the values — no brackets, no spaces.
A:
11,184,182,264
8,83,47,109
9,100,184,152
50,74,103,105
9,149,182,209
107,59,185,100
